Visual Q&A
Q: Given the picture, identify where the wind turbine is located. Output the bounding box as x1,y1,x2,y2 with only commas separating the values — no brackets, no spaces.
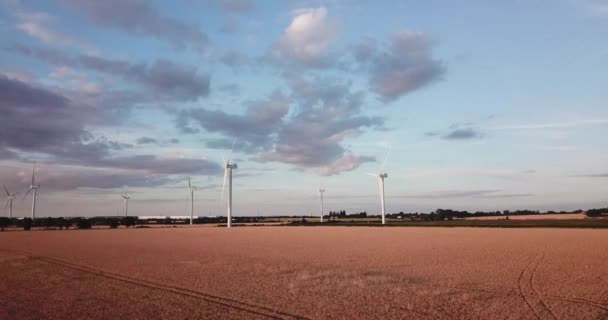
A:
23,166,40,220
121,189,131,217
367,147,391,225
221,139,238,228
187,177,197,225
3,185,17,219
318,187,325,223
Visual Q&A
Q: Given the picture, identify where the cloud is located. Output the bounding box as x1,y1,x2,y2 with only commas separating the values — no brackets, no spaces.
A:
9,5,96,53
0,74,95,158
79,56,210,101
0,75,220,187
96,155,222,175
267,7,338,67
351,37,378,63
442,128,482,140
220,51,247,68
479,193,534,199
177,91,289,151
426,122,483,140
258,75,382,175
221,0,254,14
13,45,210,101
399,190,501,199
399,189,534,199
16,12,82,48
492,119,608,131
316,155,375,176
578,173,608,178
0,165,170,191
357,32,445,102
218,83,241,96
176,74,381,175
61,0,208,51
136,137,158,145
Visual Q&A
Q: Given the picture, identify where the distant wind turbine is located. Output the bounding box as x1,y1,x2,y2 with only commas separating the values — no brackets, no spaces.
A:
367,147,391,225
318,187,325,223
3,184,17,219
23,166,40,220
221,138,238,228
187,177,197,225
121,189,131,217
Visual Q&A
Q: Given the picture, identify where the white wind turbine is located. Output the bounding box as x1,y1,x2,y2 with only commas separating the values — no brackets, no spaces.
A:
121,188,131,217
23,166,40,220
221,139,238,228
187,177,197,225
3,185,17,219
367,147,391,225
318,187,325,223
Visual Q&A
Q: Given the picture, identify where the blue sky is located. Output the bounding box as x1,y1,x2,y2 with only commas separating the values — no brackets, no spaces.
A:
1,0,607,217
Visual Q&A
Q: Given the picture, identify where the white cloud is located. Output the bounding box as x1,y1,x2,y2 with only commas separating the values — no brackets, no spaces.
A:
14,10,97,54
269,7,338,66
317,154,374,176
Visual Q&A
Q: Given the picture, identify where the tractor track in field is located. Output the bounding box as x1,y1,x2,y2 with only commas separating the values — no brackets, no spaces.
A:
0,248,310,320
517,252,558,319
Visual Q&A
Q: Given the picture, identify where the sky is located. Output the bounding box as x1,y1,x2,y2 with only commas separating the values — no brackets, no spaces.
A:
1,0,607,217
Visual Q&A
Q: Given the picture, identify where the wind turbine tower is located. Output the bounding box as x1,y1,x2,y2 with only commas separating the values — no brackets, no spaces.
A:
121,192,131,217
3,185,17,219
371,173,388,224
187,177,197,225
223,161,238,228
222,139,238,228
318,188,325,223
24,167,40,220
368,147,390,225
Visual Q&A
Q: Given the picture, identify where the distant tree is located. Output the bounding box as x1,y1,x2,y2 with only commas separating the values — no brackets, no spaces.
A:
63,218,72,230
0,217,9,231
22,218,33,231
76,219,92,229
55,217,66,229
109,219,119,228
585,208,608,217
43,217,55,229
122,216,137,227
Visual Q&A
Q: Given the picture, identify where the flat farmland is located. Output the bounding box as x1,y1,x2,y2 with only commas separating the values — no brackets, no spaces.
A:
0,227,607,319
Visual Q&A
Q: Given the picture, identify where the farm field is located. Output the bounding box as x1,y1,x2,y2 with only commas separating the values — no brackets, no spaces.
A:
464,213,588,220
0,227,607,319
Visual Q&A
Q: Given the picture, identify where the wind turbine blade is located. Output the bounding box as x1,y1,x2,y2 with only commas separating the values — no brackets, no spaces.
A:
228,138,237,161
379,146,391,173
3,184,9,197
23,188,31,200
188,176,192,190
366,173,377,177
31,167,35,186
221,168,228,200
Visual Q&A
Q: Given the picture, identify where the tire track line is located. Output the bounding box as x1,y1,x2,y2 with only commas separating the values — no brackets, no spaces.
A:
549,296,608,312
528,252,558,319
518,253,541,320
0,248,309,320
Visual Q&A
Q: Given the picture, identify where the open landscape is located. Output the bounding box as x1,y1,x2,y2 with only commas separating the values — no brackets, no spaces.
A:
2,1,608,319
1,227,607,319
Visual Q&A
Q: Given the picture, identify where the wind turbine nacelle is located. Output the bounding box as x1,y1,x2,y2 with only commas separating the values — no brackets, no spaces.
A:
380,173,388,178
226,163,238,169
